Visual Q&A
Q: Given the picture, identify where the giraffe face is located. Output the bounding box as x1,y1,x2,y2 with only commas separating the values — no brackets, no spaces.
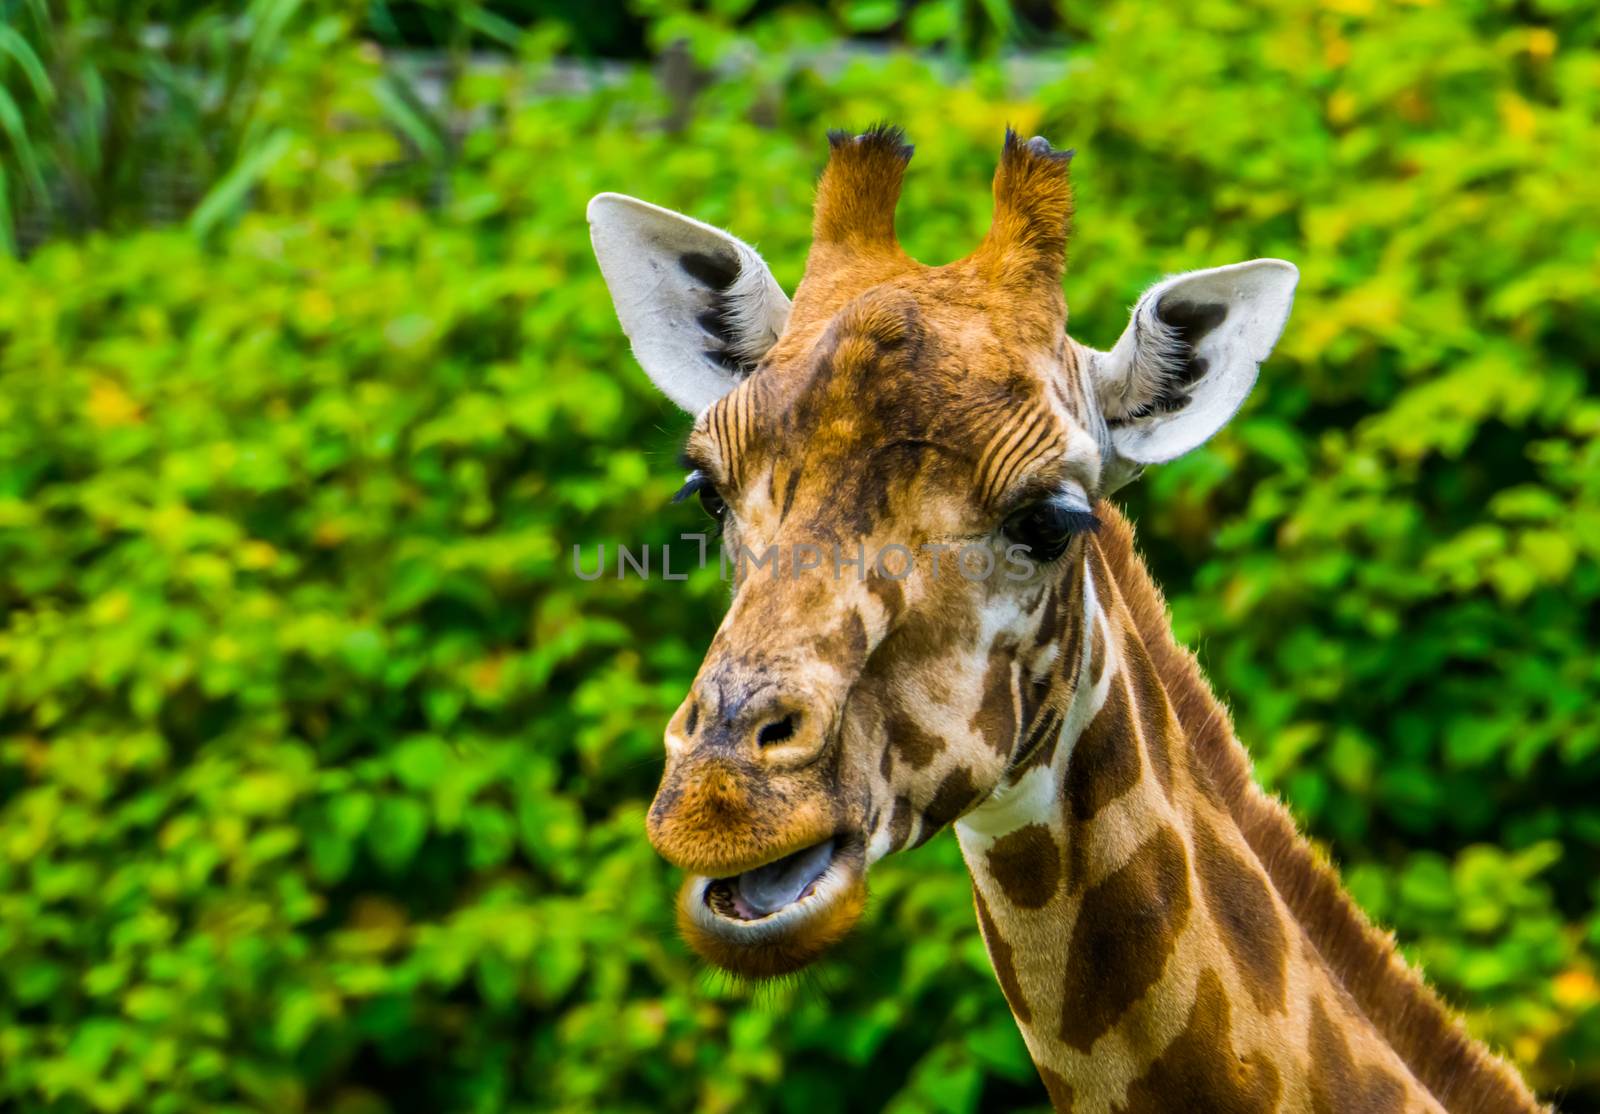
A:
655,285,1101,977
589,127,1297,977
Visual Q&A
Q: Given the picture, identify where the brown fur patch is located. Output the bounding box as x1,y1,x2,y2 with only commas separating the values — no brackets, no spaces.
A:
1193,812,1289,1015
916,766,979,844
1116,968,1281,1114
846,609,869,658
1059,682,1118,890
1059,826,1192,1052
1121,638,1175,801
1057,597,1083,689
873,597,979,679
1038,1065,1074,1111
816,609,869,672
1309,996,1406,1114
1090,505,1544,1113
1014,707,1063,775
887,711,945,771
972,648,1019,755
1037,582,1061,645
975,887,1032,1025
888,794,913,852
1064,677,1140,823
1087,620,1107,685
778,466,802,522
865,570,904,621
986,823,1061,910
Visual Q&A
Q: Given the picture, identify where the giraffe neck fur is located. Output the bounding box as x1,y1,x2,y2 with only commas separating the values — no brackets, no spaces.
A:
954,523,1499,1113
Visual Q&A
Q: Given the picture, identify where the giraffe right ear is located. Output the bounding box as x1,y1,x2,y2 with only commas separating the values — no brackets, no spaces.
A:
588,193,792,414
1087,259,1298,490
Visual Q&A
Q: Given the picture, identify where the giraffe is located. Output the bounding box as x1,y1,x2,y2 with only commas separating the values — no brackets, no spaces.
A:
587,125,1546,1112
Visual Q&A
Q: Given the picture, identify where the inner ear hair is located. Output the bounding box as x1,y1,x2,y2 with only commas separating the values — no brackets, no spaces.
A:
1143,297,1229,414
682,248,784,378
721,253,791,374
1107,294,1229,423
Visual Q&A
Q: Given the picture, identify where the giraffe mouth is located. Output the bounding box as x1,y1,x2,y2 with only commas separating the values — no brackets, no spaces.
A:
705,838,838,921
676,835,868,977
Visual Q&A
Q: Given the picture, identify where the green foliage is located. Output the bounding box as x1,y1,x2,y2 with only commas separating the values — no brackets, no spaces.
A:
0,0,325,242
2,1,1599,1111
0,0,529,245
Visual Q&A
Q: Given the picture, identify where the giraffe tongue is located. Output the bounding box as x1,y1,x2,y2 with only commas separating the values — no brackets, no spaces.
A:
735,839,836,917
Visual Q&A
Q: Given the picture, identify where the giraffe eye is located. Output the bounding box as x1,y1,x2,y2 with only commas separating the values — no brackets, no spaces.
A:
674,470,727,522
698,485,728,521
1001,498,1099,562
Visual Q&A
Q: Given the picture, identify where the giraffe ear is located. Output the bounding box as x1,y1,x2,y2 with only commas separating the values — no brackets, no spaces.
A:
1089,259,1298,481
588,193,792,414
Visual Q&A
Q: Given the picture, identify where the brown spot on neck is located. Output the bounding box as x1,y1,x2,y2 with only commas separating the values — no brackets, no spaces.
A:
1087,618,1107,684
1121,635,1176,802
986,823,1061,910
1061,674,1141,891
1309,996,1406,1114
1116,968,1281,1114
1193,811,1290,1015
975,887,1032,1025
1037,1065,1074,1111
1063,676,1140,819
1059,825,1191,1052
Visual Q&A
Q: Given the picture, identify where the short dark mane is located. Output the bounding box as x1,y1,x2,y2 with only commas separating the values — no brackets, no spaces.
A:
1093,502,1546,1114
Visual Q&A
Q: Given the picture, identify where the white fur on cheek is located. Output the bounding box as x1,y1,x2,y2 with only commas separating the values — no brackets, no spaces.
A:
958,556,1112,845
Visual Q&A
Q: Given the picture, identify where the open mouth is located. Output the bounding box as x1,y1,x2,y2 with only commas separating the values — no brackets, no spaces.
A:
705,838,838,921
677,835,867,978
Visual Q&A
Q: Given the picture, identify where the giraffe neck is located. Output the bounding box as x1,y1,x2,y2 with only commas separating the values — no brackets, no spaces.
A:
953,506,1545,1114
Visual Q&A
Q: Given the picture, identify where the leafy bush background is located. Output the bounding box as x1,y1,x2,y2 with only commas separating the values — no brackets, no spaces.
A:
2,1,1598,1111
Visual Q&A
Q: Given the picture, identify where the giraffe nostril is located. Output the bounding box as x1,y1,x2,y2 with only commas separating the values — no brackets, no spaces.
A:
756,713,798,747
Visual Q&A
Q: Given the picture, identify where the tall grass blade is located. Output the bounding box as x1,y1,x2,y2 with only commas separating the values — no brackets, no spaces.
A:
188,127,291,238
0,26,54,104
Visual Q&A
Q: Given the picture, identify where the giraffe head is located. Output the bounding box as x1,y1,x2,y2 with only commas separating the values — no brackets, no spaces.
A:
588,126,1296,978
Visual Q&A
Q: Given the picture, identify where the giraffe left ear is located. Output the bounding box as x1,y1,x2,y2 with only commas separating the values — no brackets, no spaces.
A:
1089,259,1298,480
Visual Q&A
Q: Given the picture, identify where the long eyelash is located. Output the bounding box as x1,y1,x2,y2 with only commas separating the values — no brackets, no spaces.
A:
672,471,729,540
1063,510,1101,535
672,470,707,504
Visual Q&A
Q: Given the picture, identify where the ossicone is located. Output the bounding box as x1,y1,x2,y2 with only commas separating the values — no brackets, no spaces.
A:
812,123,915,250
973,127,1076,293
